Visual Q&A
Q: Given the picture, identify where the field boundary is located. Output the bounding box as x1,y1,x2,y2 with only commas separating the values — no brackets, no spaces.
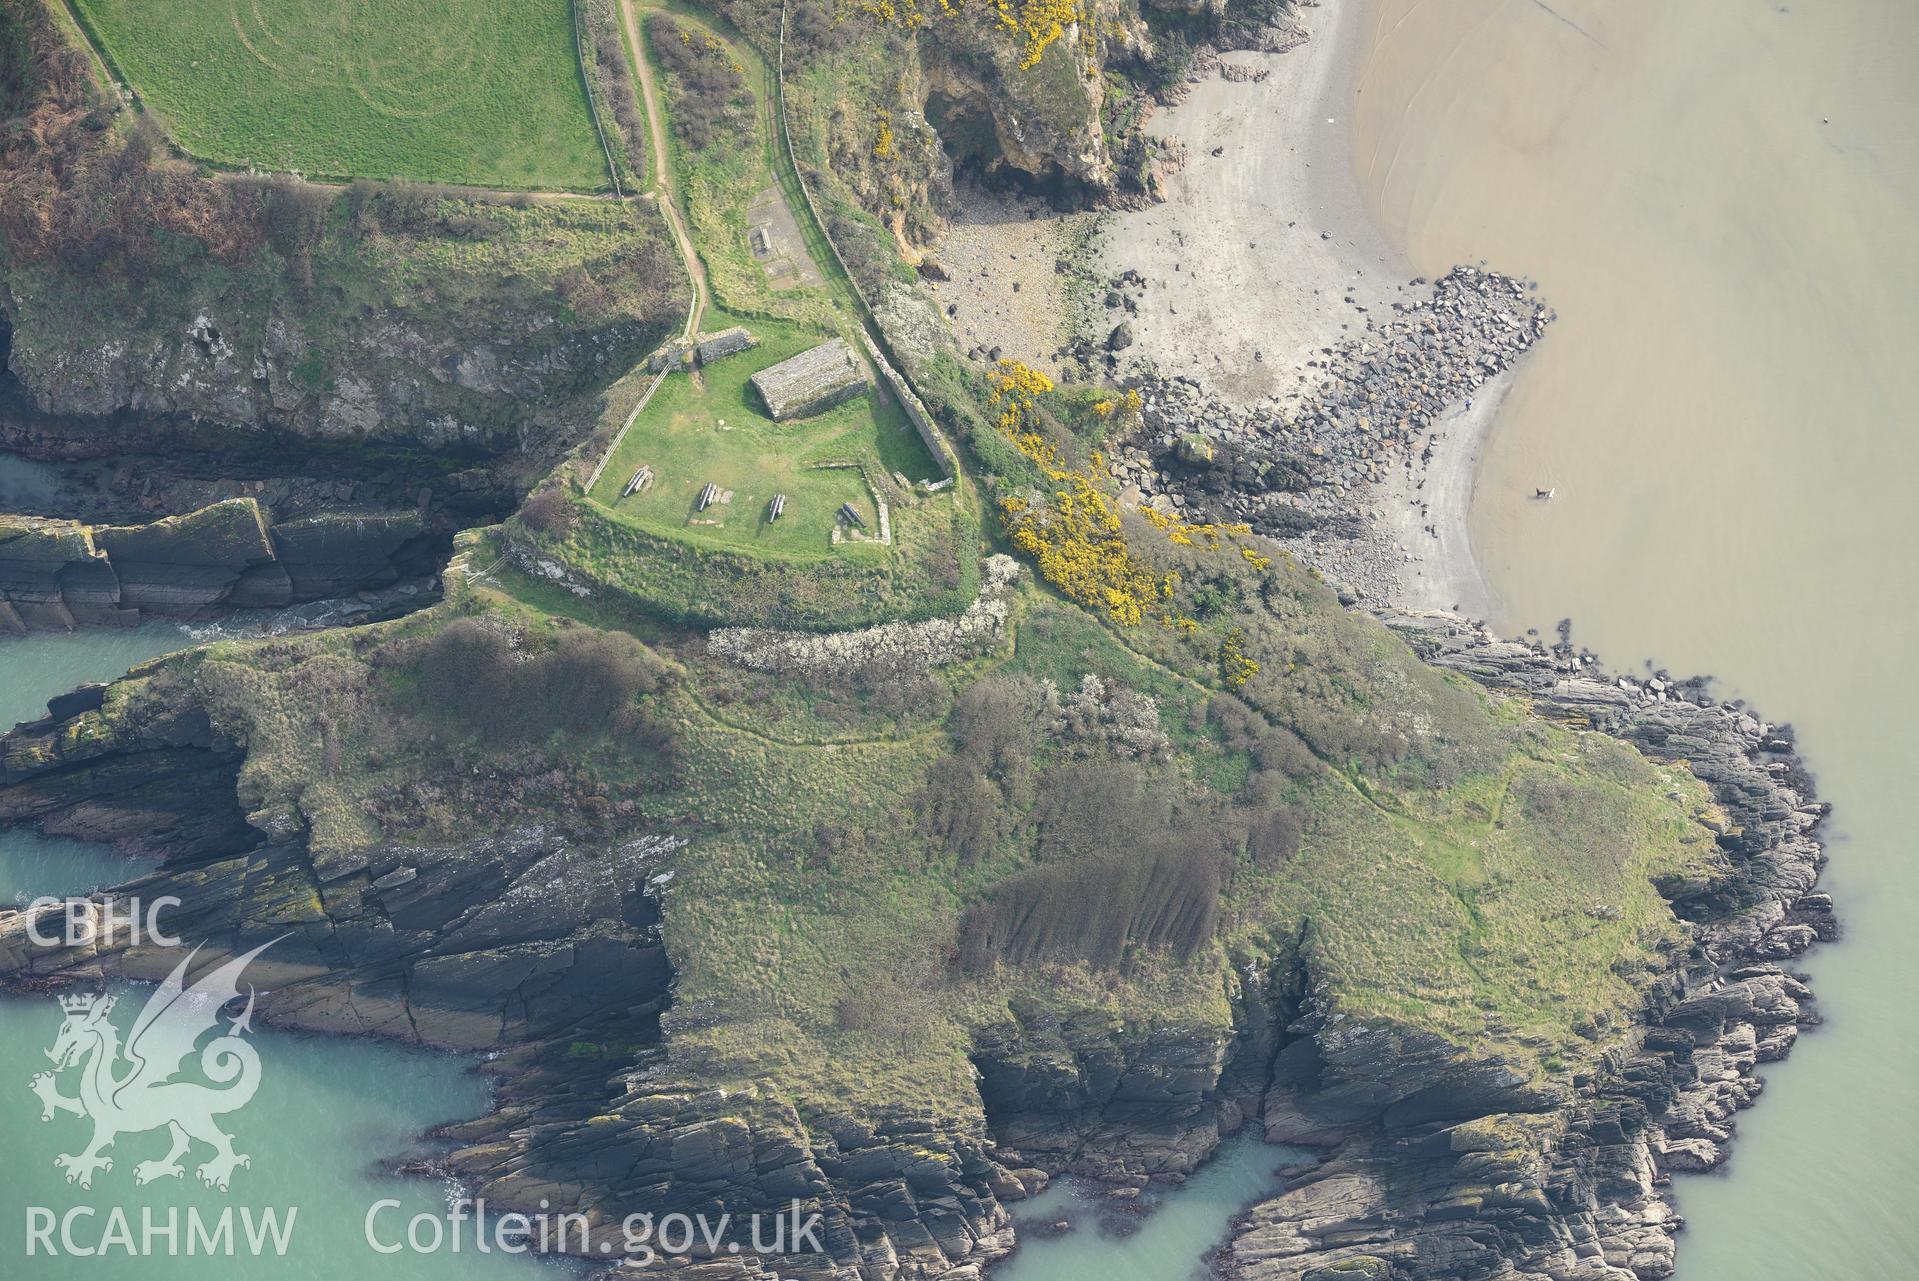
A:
569,0,626,198
53,0,619,193
49,0,136,110
622,1,709,339
772,2,954,481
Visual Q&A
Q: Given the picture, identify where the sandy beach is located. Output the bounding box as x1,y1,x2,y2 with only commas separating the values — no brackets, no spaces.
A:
927,1,1525,619
1096,0,1404,408
1345,2,1919,1276
1086,0,1510,617
1362,368,1509,619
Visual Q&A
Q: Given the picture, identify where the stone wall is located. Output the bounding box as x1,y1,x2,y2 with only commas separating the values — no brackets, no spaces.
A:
646,325,760,373
858,329,955,482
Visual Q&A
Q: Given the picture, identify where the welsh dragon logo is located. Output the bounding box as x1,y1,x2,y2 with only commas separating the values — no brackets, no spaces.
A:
28,939,280,1191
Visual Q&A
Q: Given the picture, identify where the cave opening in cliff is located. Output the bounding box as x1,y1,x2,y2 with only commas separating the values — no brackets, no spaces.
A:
924,89,1096,208
0,311,12,375
925,89,1003,181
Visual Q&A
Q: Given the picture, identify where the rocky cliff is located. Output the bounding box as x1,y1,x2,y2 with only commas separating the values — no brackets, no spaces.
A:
0,0,683,467
0,668,675,1047
1202,614,1831,1281
0,599,1829,1281
795,0,1291,248
0,498,443,630
0,656,1011,1280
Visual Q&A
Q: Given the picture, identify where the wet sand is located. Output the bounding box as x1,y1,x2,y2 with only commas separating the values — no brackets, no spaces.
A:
1351,0,1919,1275
1087,0,1515,614
1368,369,1510,617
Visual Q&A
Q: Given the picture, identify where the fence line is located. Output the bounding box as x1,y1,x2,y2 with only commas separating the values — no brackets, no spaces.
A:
583,366,671,494
774,3,955,481
571,0,625,199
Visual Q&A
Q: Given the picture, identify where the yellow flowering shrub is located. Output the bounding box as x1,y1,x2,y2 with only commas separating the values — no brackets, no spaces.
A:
1137,504,1251,551
990,0,1083,68
985,361,1276,655
843,0,1088,70
1219,628,1260,687
988,361,1172,625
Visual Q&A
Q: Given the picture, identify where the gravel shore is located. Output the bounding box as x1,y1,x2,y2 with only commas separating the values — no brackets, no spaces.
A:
923,2,1545,619
923,187,1092,379
1079,0,1540,618
1104,266,1544,614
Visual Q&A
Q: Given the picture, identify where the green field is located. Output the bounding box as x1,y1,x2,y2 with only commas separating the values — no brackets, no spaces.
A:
71,0,610,189
590,313,938,555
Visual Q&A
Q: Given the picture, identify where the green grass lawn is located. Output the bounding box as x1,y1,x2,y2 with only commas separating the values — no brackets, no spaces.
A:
72,0,609,189
589,312,937,556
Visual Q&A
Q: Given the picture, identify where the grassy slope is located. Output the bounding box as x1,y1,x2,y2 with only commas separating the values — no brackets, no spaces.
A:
21,0,1728,1145
463,1,1718,1117
71,0,607,188
135,514,1716,1131
541,6,970,630
2,1,684,446
652,568,1715,1115
645,4,840,327
589,310,939,554
4,187,683,445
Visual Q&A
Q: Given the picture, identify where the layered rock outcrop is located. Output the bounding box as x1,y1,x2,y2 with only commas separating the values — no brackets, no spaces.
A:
1201,614,1831,1281
0,674,1012,1280
0,498,442,630
0,603,1833,1281
0,679,676,1048
1,0,680,465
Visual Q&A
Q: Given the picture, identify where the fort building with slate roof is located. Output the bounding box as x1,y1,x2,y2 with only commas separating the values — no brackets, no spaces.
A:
750,338,868,420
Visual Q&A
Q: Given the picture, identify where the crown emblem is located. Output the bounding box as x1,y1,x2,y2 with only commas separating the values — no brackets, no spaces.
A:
58,992,107,1015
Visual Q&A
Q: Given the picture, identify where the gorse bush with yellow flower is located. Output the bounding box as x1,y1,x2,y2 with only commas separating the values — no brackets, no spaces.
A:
845,0,1088,69
1218,627,1260,687
985,360,1273,644
988,360,1172,626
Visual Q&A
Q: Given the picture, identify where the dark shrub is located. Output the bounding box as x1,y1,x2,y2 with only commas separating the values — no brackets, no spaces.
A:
958,759,1228,973
648,18,752,153
414,619,665,745
948,674,1045,784
958,834,1227,973
1030,761,1167,859
521,486,579,538
1247,804,1304,871
917,756,1006,865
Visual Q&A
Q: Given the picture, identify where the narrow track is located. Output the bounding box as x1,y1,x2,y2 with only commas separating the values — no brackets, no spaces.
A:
619,0,711,340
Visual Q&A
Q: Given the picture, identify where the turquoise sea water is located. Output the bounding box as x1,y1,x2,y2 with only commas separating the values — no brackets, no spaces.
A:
0,625,554,1278
0,452,64,510
0,623,194,903
991,1137,1304,1281
2,623,1302,1279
